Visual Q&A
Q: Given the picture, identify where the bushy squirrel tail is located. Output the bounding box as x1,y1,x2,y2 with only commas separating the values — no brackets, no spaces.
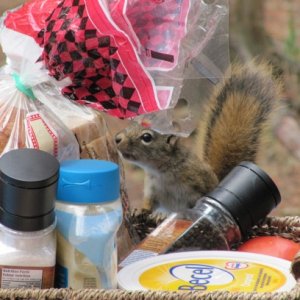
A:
197,60,282,180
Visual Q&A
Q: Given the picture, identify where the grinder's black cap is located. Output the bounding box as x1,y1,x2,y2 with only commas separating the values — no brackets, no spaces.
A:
207,161,281,236
0,149,59,231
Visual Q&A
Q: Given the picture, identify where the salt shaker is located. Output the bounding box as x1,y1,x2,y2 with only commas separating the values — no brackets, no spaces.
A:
165,161,281,253
55,159,122,289
0,149,59,289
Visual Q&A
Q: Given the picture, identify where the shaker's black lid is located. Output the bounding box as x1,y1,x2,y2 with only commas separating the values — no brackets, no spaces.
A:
0,208,56,232
0,148,59,188
207,161,281,236
0,149,59,231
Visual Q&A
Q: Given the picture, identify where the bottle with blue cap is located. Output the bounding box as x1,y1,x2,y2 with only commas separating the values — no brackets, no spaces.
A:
55,159,122,289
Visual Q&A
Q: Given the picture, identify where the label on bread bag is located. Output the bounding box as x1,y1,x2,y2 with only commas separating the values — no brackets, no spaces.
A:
25,112,58,157
0,265,55,289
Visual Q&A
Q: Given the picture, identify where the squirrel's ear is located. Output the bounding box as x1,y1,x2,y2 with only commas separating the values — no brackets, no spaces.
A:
166,135,179,146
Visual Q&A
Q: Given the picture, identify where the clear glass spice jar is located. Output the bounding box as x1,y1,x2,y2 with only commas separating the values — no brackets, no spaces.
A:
165,161,281,253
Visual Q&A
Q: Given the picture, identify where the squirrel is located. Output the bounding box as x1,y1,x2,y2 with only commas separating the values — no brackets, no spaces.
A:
115,60,282,216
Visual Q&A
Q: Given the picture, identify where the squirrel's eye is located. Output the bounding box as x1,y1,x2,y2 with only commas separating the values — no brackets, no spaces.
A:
141,133,153,144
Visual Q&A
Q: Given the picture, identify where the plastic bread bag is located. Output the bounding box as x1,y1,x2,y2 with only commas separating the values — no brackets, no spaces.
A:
0,67,79,161
0,3,80,159
0,3,113,159
1,0,229,135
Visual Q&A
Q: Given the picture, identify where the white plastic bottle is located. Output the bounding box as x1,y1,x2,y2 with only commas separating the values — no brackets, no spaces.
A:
55,159,122,289
0,223,56,289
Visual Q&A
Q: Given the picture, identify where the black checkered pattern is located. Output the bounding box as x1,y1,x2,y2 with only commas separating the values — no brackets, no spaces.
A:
37,0,144,118
124,0,180,69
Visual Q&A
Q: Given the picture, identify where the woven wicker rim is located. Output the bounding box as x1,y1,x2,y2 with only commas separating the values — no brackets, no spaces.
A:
0,286,299,300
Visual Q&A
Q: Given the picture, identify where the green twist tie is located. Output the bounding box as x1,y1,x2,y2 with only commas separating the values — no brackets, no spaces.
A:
12,73,36,100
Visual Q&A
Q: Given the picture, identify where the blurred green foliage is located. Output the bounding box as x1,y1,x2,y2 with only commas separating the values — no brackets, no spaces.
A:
284,15,300,61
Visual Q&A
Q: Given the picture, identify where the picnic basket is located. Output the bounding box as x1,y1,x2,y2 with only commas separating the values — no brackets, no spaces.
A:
1,214,300,300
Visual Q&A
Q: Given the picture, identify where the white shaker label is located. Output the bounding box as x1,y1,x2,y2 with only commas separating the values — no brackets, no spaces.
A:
1,268,43,288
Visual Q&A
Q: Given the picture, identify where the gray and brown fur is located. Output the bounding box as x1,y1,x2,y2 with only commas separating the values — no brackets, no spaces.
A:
115,60,281,216
196,60,281,180
115,124,218,214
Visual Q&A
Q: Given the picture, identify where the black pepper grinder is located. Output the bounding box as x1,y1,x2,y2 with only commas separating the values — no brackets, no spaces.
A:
165,161,281,253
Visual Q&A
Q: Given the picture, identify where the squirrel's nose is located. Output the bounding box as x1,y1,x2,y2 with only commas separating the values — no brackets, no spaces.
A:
115,133,124,145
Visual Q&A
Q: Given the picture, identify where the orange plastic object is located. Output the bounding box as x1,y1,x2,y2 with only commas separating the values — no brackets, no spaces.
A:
238,236,300,261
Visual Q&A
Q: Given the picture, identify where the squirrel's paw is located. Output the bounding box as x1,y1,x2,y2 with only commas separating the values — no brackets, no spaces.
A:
150,207,171,222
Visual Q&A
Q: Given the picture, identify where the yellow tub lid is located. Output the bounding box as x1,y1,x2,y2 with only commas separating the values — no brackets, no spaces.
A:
117,251,296,293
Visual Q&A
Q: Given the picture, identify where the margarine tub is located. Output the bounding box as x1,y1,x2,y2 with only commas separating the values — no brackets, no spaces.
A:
117,251,296,292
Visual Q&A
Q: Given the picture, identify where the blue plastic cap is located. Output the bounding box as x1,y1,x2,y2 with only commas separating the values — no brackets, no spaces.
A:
57,160,120,203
